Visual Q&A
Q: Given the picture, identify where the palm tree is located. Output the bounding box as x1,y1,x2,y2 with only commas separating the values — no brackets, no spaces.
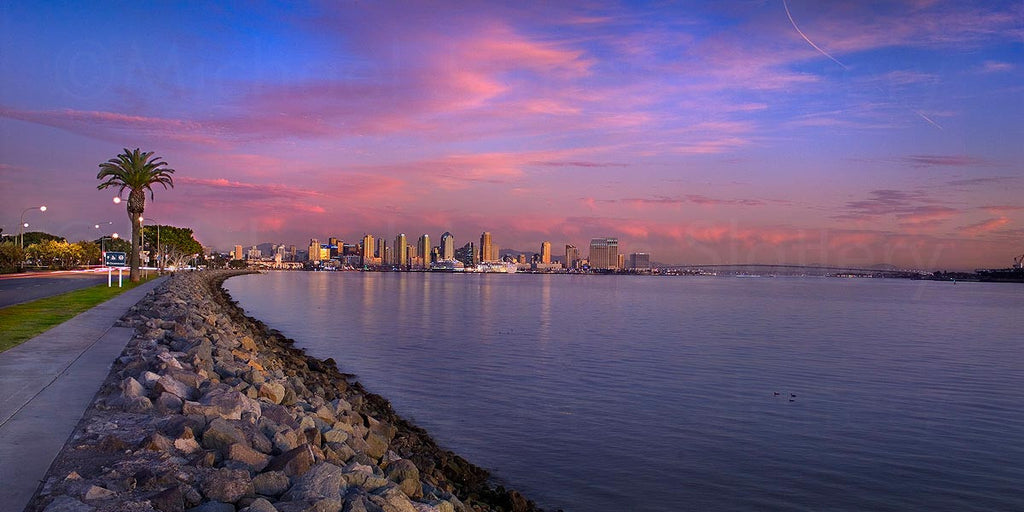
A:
96,148,175,282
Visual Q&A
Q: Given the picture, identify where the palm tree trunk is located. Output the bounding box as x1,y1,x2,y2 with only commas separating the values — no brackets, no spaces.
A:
127,189,145,282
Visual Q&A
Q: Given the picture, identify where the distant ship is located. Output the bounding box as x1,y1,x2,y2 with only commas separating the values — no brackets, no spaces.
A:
467,262,517,273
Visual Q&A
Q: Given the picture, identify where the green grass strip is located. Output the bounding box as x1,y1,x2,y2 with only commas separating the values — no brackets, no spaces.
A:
0,274,156,352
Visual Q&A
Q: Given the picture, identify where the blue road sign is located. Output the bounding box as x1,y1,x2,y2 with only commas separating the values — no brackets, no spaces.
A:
104,251,127,267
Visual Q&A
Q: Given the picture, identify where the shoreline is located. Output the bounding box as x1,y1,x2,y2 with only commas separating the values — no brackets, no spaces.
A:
26,270,544,512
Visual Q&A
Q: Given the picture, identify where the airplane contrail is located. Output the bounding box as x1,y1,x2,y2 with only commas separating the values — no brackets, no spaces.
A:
783,0,848,70
913,110,944,130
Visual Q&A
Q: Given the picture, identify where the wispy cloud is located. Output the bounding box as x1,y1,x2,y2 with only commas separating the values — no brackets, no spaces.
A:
901,155,994,168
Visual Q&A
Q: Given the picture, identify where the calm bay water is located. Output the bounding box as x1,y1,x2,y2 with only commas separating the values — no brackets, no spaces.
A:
225,272,1024,511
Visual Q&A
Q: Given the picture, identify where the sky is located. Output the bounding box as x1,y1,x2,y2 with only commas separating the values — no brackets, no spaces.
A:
1,1,1021,270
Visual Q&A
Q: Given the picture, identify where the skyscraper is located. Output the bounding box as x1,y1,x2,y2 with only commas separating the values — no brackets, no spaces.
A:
565,244,578,269
418,234,431,268
588,237,618,270
540,241,551,264
480,232,493,262
440,232,455,260
307,239,320,262
361,234,374,266
394,233,407,267
233,245,243,261
629,252,651,271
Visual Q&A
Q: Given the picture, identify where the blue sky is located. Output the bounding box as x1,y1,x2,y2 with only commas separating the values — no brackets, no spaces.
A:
1,1,1021,269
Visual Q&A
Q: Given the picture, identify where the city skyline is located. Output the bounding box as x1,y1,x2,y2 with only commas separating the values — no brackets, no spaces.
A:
1,2,1022,271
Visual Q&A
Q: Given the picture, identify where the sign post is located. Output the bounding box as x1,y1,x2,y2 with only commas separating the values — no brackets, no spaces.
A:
104,252,127,287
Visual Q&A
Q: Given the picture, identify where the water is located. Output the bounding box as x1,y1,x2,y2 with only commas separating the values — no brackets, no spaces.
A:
225,272,1024,511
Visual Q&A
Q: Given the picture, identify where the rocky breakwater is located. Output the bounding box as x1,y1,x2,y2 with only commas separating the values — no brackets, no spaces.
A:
27,270,543,512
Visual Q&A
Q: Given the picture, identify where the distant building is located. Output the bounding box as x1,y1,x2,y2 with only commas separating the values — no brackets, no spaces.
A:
328,237,340,257
455,242,476,267
307,239,320,263
541,241,551,264
480,232,494,262
361,234,374,266
440,232,455,261
629,252,651,271
589,237,618,270
418,234,431,268
394,234,407,267
247,246,262,260
565,244,579,269
233,245,244,261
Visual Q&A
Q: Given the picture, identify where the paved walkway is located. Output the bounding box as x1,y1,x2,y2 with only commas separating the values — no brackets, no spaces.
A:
0,276,166,512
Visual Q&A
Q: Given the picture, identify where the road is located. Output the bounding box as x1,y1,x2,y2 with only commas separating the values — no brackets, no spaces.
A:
0,273,110,308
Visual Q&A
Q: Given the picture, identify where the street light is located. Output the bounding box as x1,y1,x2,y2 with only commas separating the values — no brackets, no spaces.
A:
140,215,162,273
19,205,47,250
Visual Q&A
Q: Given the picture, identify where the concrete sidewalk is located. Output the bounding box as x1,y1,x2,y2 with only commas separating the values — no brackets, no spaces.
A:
0,276,166,512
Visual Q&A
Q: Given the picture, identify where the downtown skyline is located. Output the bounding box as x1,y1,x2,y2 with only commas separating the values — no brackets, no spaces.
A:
1,2,1022,271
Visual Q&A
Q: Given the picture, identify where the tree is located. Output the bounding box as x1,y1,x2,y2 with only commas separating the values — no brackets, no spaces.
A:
25,240,84,269
20,231,65,247
142,225,203,269
75,240,101,266
96,148,175,282
0,242,24,274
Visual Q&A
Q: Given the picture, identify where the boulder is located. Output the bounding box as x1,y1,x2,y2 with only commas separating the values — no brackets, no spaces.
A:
200,418,247,452
251,470,290,497
227,442,270,471
282,462,346,501
266,444,317,477
200,467,253,503
259,382,287,405
384,460,422,499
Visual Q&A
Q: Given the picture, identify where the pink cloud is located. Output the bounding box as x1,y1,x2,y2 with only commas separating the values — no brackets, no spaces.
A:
960,217,1010,236
0,107,224,147
902,155,994,167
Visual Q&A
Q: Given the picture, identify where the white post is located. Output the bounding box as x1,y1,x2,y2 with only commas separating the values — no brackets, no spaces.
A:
108,268,112,287
118,268,123,288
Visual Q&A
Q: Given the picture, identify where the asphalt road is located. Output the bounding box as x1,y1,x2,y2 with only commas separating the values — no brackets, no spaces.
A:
0,273,110,308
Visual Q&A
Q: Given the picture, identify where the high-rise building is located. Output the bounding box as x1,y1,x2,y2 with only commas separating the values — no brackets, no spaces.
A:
565,244,578,269
588,237,618,270
361,234,374,266
629,252,651,271
247,246,262,260
455,242,476,267
480,232,493,262
233,245,244,261
394,234,407,267
440,232,455,260
307,239,320,262
328,237,340,257
540,241,551,264
287,245,297,261
418,234,431,268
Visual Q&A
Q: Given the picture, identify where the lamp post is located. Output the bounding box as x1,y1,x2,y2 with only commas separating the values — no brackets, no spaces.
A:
140,216,162,273
19,205,47,250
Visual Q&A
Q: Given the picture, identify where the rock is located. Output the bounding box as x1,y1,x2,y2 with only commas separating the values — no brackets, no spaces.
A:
200,417,247,451
267,444,317,476
241,497,280,512
120,377,146,398
174,427,202,454
369,486,418,512
142,432,175,452
201,467,253,503
83,484,116,500
227,442,270,471
364,432,389,460
282,462,346,501
251,470,290,497
186,502,235,512
323,429,348,444
155,375,195,401
384,459,422,499
156,392,185,415
150,485,185,512
42,495,94,512
259,382,286,405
